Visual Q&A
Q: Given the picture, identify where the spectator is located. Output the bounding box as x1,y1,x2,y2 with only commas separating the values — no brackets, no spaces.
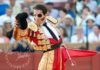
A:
45,2,59,19
57,8,67,25
88,25,100,43
95,5,100,25
71,26,87,43
75,6,92,26
9,0,22,16
0,8,15,26
59,14,75,42
76,0,97,14
0,26,9,43
22,6,34,22
58,26,68,43
3,20,13,40
64,1,75,18
21,0,33,13
0,0,9,15
83,15,95,36
96,46,100,51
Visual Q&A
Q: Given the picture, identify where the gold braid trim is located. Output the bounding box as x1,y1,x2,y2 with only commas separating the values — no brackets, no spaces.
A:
46,16,58,24
28,22,38,32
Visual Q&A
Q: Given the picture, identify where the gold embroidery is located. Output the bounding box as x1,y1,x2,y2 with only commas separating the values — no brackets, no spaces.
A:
38,50,54,70
33,33,36,37
38,40,42,45
46,16,58,24
47,45,51,49
37,34,45,39
46,40,50,44
41,34,45,39
28,22,38,32
42,40,46,45
37,34,41,39
42,45,47,51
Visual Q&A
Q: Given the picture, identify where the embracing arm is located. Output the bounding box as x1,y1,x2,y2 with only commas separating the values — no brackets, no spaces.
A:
13,25,28,41
13,26,18,40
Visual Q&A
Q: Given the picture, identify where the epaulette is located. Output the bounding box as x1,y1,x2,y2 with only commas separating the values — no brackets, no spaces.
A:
46,16,58,24
28,22,38,32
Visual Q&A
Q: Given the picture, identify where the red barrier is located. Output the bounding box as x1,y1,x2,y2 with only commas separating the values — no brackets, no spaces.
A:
0,52,43,70
0,52,99,70
66,53,100,70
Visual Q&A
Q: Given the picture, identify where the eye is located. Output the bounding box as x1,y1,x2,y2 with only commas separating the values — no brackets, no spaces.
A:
38,14,42,17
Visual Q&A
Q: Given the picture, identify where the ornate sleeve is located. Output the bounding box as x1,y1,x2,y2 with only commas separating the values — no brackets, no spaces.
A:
13,26,18,40
13,26,28,41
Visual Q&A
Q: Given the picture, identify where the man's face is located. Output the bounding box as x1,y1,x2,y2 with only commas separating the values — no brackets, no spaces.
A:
93,26,100,34
33,9,46,23
6,9,12,16
59,11,66,18
64,18,72,26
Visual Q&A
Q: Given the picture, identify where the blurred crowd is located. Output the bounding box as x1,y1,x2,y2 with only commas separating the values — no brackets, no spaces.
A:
0,0,100,51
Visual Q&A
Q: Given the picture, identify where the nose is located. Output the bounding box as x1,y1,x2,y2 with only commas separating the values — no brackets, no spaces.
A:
34,15,39,20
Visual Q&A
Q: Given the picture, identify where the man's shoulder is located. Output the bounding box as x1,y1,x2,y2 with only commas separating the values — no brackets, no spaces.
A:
28,22,38,32
46,16,58,24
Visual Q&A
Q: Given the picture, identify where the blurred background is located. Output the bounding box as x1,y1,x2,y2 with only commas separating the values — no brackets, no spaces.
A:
0,0,100,70
0,0,100,51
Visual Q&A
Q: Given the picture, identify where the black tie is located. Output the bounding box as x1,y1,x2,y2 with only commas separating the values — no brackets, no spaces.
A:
43,23,58,40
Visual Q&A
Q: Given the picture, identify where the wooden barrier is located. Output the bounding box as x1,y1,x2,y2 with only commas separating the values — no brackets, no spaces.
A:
0,43,99,70
0,52,99,70
0,42,100,51
0,52,43,70
64,42,100,51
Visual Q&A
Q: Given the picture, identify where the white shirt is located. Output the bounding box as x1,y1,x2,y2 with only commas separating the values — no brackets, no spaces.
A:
95,14,100,25
41,22,60,40
88,32,100,43
0,14,15,26
71,35,87,43
0,38,5,43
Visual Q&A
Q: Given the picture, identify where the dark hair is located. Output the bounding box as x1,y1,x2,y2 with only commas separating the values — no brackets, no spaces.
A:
86,19,94,23
33,4,47,15
15,12,28,30
58,26,68,37
94,24,100,30
45,2,54,5
60,8,67,14
82,6,90,13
